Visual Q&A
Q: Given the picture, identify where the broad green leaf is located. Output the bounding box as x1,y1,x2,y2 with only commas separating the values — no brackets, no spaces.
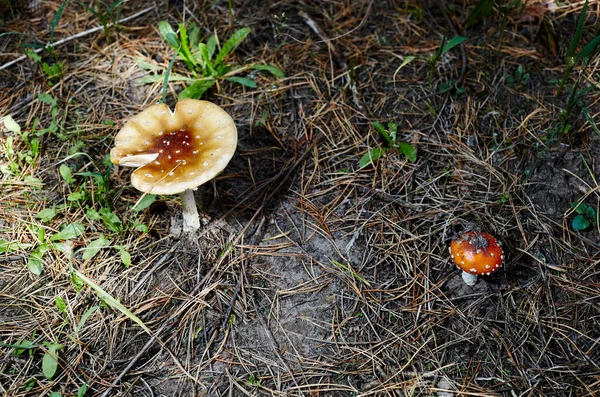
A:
214,27,251,66
38,92,57,107
372,122,393,146
137,73,194,84
59,164,74,185
86,208,101,220
397,142,417,163
206,34,218,61
28,246,45,275
50,223,85,242
55,296,67,314
134,58,162,71
42,342,64,379
359,147,385,169
572,214,590,231
178,79,216,100
225,76,257,88
50,392,62,397
157,21,180,50
72,270,151,334
77,384,88,397
99,209,122,233
187,22,200,48
388,122,398,143
75,306,99,337
120,247,131,267
132,194,156,212
38,208,58,222
0,239,33,254
177,23,197,69
250,64,284,78
440,36,467,57
82,235,110,260
1,115,21,133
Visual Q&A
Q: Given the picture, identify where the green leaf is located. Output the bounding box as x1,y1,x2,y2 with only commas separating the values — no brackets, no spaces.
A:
157,21,180,50
372,122,393,146
214,27,251,66
38,208,58,222
42,342,64,379
572,214,590,231
82,235,110,260
99,208,122,233
225,76,257,88
440,36,467,57
583,107,600,135
1,115,21,133
388,122,398,143
137,73,195,84
397,142,417,163
49,392,62,397
50,0,68,43
134,58,162,71
119,247,131,267
50,223,85,242
359,148,384,169
178,79,216,100
250,64,284,78
38,92,57,107
55,296,67,314
59,164,74,185
132,194,156,212
567,0,588,59
75,306,99,337
0,239,33,254
86,208,101,220
177,23,197,69
187,22,200,48
465,0,494,29
77,384,88,397
72,270,151,334
575,35,600,63
28,246,45,275
206,34,218,61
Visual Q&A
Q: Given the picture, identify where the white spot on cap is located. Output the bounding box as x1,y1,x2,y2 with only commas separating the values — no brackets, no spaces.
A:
137,149,143,152
196,123,202,128
154,161,160,165
145,140,150,145
168,172,174,176
169,120,175,125
159,149,164,153
461,261,465,265
199,142,204,145
216,147,222,152
158,131,164,136
215,120,222,126
144,173,153,178
168,155,172,159
188,109,194,114
203,161,209,166
469,268,477,273
195,135,201,139
490,253,495,257
175,150,181,154
189,171,195,176
485,265,490,269
143,121,150,126
495,264,500,268
192,150,199,154
216,135,222,140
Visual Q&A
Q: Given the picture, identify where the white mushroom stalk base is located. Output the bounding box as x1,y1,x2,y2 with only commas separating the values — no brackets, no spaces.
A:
180,189,200,233
461,271,478,286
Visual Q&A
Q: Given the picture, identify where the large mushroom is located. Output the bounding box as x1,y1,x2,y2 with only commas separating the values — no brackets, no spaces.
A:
449,231,504,286
110,99,237,234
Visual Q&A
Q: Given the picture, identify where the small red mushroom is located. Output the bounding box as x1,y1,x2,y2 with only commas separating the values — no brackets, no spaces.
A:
449,232,504,286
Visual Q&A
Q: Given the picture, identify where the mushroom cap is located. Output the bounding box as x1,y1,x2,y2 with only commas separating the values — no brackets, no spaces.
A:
449,232,504,276
110,99,237,195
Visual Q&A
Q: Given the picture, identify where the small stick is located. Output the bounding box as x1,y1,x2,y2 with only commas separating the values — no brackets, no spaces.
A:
0,6,154,71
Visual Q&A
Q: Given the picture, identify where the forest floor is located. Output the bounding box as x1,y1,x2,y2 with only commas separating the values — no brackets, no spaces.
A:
1,0,600,396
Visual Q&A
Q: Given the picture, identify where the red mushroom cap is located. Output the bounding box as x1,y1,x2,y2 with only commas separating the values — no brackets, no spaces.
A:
449,232,504,276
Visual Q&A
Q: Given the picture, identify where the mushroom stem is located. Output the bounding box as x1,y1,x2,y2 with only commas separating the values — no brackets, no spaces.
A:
180,189,200,233
461,271,477,286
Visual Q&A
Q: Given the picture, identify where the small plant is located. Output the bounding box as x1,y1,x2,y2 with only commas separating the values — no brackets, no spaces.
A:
24,49,64,86
75,0,124,42
139,21,283,100
359,121,416,169
427,35,466,87
506,65,530,85
571,201,597,231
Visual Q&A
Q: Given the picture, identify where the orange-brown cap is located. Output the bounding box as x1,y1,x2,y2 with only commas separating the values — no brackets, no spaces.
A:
110,99,237,195
449,232,504,276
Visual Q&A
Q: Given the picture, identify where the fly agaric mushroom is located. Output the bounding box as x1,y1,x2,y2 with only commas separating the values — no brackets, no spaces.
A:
110,99,237,234
449,232,504,286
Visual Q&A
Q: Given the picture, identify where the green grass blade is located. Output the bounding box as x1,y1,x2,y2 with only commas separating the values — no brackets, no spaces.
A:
160,45,181,104
359,147,384,169
177,23,197,69
50,0,69,43
567,0,588,59
225,76,257,87
206,35,217,61
250,64,284,78
575,35,600,63
72,270,151,335
440,36,467,57
214,27,251,66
